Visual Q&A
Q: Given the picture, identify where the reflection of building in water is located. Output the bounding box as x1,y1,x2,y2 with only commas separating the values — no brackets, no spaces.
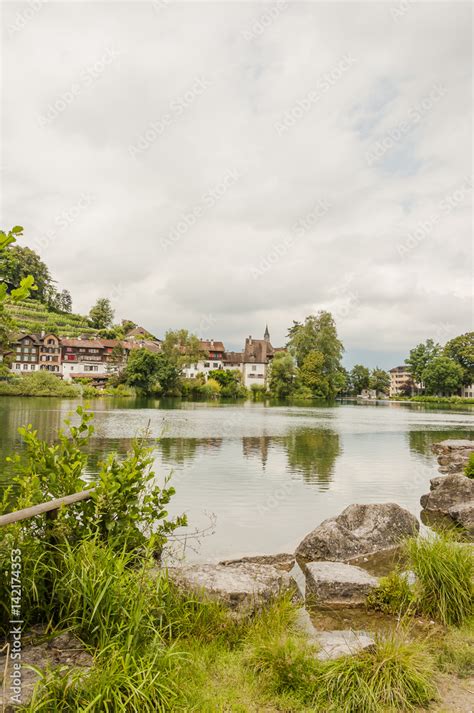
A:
242,435,272,467
283,428,341,486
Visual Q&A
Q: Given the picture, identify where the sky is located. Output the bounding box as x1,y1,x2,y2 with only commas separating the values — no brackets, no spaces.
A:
1,0,472,369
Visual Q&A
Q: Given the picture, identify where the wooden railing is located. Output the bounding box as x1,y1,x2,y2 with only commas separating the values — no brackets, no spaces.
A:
0,489,94,527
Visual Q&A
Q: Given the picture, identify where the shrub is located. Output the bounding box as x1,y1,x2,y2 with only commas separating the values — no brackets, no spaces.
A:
0,371,79,397
406,532,474,626
367,570,415,615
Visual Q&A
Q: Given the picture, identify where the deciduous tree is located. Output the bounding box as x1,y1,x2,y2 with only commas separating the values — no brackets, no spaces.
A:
405,339,441,385
89,298,114,330
268,352,297,398
422,356,464,396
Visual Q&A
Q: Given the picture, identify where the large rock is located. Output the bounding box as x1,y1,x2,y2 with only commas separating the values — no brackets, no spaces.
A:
304,561,378,607
167,562,297,615
295,503,419,563
0,629,92,709
432,439,473,474
420,474,474,512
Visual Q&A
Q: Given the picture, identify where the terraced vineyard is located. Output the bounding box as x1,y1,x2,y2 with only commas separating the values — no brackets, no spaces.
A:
5,299,98,338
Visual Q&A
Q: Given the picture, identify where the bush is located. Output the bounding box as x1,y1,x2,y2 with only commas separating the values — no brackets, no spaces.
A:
0,371,79,397
367,570,415,615
406,532,474,626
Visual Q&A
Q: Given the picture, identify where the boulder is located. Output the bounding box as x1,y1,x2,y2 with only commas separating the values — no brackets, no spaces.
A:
0,629,92,709
304,561,378,607
167,562,297,615
420,474,474,512
432,439,473,474
295,503,419,563
447,502,474,536
219,553,295,572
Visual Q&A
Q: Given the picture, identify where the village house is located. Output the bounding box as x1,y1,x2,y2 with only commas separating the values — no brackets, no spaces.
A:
61,338,133,381
183,340,225,379
242,326,277,389
8,332,61,373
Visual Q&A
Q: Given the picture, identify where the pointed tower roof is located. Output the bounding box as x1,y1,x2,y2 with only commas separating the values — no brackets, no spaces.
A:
264,324,270,342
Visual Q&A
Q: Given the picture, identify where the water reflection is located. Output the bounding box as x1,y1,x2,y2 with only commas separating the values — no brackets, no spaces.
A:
407,429,473,459
283,428,341,486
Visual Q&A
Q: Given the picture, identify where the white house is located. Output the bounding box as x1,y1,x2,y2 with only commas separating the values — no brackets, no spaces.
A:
183,340,225,379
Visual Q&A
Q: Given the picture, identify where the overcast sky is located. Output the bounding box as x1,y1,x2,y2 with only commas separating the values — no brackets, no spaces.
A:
1,1,472,368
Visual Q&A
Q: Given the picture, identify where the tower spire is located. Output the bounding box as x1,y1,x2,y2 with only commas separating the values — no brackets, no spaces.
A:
264,324,270,342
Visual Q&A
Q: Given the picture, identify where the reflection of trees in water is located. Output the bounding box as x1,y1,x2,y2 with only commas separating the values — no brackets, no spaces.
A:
283,428,341,486
159,437,223,465
408,429,473,458
242,435,272,467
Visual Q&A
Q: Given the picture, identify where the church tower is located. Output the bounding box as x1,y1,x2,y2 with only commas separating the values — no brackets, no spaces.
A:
264,324,270,342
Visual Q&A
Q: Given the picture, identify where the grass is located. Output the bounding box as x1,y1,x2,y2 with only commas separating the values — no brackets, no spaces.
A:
433,620,474,678
367,531,474,627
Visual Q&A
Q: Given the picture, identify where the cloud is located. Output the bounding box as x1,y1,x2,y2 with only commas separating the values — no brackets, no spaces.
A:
1,0,472,368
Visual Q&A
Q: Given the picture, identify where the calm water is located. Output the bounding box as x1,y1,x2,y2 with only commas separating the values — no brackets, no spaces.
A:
0,397,472,561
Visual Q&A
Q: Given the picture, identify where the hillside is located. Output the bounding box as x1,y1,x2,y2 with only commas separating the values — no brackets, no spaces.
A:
5,298,98,338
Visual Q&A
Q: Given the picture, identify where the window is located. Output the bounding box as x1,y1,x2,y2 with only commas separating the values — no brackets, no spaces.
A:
84,365,98,372
204,362,210,368
213,362,218,368
16,347,21,352
15,364,21,370
47,339,54,345
30,365,35,371
24,340,30,345
22,364,28,370
16,355,21,361
251,365,256,371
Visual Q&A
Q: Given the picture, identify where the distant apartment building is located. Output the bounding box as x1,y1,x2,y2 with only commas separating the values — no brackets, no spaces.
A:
461,383,474,398
389,366,414,396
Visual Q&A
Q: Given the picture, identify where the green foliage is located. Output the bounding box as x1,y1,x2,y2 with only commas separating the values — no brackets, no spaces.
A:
443,332,474,385
300,350,328,398
0,241,47,301
405,339,441,384
94,438,187,555
89,297,114,329
349,364,370,395
464,452,474,478
367,570,415,615
422,356,464,396
406,532,474,626
125,348,160,394
5,298,97,338
268,352,297,399
0,227,36,353
369,366,390,394
161,329,206,368
0,371,79,397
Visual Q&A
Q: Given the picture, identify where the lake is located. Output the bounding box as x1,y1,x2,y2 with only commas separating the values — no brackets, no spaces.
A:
0,397,472,561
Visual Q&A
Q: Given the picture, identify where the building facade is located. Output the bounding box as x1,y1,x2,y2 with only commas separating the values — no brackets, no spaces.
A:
389,366,414,396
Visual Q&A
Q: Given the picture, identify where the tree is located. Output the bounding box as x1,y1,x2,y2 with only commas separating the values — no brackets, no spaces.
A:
349,364,370,395
0,226,35,354
369,367,390,395
0,243,50,302
287,311,344,369
58,289,72,313
405,339,441,386
124,348,159,394
154,353,181,394
287,311,344,398
443,332,474,385
89,298,114,330
161,329,206,369
299,350,329,398
268,352,297,398
422,356,464,396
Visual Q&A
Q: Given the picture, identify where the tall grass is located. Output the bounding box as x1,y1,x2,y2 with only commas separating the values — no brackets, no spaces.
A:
406,531,473,626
